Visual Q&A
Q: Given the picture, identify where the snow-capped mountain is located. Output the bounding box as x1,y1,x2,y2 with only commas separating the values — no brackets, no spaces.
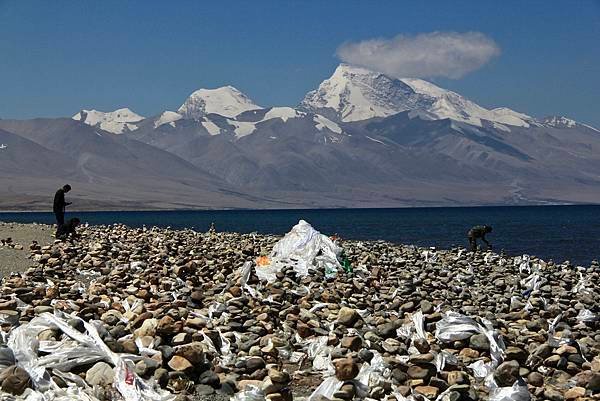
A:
301,64,537,130
6,62,600,210
177,86,262,119
72,108,144,134
542,116,599,132
301,64,429,122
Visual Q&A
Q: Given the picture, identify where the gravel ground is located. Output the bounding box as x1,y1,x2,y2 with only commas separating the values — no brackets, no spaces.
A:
0,221,54,278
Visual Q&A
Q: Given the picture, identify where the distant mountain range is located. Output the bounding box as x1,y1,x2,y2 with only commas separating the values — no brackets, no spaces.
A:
1,64,599,210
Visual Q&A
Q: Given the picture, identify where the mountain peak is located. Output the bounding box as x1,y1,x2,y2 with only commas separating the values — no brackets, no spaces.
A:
178,86,262,119
301,63,424,122
72,108,144,134
302,63,536,129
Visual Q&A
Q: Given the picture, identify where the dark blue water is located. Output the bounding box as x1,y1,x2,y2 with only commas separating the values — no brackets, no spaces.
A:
1,206,599,266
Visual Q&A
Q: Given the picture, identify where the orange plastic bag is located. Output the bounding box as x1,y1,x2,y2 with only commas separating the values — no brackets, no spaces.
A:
256,256,270,266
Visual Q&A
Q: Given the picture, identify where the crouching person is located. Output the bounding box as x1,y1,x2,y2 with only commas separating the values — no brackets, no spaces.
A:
56,217,81,241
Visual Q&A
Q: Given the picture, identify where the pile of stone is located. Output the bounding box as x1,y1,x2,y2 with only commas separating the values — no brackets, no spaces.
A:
0,237,23,250
0,222,597,401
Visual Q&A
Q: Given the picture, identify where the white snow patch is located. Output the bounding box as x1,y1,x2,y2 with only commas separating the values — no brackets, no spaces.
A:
154,111,182,128
201,118,221,136
263,107,305,122
229,120,256,138
73,108,144,134
401,78,448,97
366,135,386,145
581,123,600,133
178,86,262,119
314,114,342,134
492,122,511,132
0,144,7,150
544,116,577,128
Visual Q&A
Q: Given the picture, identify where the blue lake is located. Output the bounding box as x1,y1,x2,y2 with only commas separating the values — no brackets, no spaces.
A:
1,205,599,266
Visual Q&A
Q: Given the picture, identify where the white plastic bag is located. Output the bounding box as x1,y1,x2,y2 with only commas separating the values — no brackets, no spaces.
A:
434,311,481,342
576,309,596,323
232,385,266,401
307,376,342,401
489,379,530,401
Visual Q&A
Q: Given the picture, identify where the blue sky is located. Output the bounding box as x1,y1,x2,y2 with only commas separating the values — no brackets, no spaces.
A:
1,0,599,126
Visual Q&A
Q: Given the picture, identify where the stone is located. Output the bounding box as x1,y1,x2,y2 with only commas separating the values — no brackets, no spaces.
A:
337,307,360,326
85,362,114,386
494,360,520,387
341,336,362,351
588,372,600,391
543,387,566,401
120,339,139,354
246,356,266,371
377,322,397,338
458,348,479,359
0,365,31,395
167,356,193,371
420,300,434,314
261,376,284,394
333,383,356,400
198,370,220,386
407,365,434,380
527,372,544,387
564,386,585,400
195,384,215,395
504,346,528,364
447,371,468,386
469,334,489,351
171,332,190,346
174,342,205,364
414,385,439,399
268,369,290,384
335,358,360,381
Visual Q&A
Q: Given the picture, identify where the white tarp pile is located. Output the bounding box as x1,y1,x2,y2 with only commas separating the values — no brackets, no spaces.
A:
435,311,530,401
3,311,175,401
255,220,342,282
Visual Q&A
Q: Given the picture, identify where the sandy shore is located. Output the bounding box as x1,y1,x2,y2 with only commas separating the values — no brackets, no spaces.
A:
0,221,55,277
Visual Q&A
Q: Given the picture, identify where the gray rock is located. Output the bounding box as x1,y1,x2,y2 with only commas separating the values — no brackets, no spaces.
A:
85,362,114,386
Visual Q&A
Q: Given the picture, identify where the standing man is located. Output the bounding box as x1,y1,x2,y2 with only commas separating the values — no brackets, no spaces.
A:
53,184,72,226
468,225,493,251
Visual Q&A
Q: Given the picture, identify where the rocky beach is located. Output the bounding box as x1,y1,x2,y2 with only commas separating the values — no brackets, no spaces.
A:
0,221,598,401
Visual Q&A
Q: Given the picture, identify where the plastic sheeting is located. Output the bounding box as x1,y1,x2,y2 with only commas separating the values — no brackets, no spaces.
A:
306,350,388,401
548,314,571,347
5,311,174,401
435,311,525,399
231,385,266,401
434,312,482,342
488,378,530,401
576,309,596,323
255,220,342,282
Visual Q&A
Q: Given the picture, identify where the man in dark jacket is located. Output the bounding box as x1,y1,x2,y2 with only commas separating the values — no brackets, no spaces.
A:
468,225,492,251
56,218,80,241
53,185,71,225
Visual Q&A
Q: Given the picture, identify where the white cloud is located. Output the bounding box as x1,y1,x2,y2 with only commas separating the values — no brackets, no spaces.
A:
336,31,500,79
